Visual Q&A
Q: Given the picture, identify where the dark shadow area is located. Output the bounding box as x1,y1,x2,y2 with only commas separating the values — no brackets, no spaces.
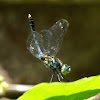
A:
45,89,100,100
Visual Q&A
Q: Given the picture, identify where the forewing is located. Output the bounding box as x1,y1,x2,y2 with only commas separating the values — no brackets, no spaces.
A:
40,19,69,56
27,19,69,58
27,31,45,58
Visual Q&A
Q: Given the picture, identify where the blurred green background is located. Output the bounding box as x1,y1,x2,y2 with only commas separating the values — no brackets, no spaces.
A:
0,0,100,85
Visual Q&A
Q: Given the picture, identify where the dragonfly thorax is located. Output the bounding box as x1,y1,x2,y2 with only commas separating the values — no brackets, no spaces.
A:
41,56,71,75
40,56,62,72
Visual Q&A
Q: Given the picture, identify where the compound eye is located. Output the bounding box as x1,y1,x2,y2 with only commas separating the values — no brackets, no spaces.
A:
61,64,71,75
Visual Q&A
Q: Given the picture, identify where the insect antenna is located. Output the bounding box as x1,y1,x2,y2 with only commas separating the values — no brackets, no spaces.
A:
28,14,35,32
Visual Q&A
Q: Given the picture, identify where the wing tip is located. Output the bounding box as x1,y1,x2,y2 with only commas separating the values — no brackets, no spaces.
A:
67,22,69,27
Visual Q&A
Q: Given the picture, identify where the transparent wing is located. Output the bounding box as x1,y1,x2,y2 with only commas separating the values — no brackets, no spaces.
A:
27,19,69,58
39,19,69,56
27,31,45,58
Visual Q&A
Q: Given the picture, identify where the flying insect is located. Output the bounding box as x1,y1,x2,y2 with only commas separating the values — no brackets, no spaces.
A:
27,14,71,82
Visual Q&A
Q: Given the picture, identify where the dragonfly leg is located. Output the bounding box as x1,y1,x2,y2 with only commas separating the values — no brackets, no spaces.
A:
59,73,70,82
57,72,61,82
50,71,55,83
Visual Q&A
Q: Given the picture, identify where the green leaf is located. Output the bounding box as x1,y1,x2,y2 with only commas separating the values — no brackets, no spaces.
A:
17,75,100,100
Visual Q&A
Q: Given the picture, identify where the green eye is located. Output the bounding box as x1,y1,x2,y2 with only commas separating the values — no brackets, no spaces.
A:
61,64,71,75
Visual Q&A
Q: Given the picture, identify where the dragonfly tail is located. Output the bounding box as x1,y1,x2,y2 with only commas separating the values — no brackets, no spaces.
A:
28,14,35,32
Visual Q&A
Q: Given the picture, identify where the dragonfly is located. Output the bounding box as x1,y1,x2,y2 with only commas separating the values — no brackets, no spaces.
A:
27,14,71,82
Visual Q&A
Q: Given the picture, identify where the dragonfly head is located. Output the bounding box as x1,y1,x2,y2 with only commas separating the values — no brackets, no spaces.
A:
61,64,71,75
